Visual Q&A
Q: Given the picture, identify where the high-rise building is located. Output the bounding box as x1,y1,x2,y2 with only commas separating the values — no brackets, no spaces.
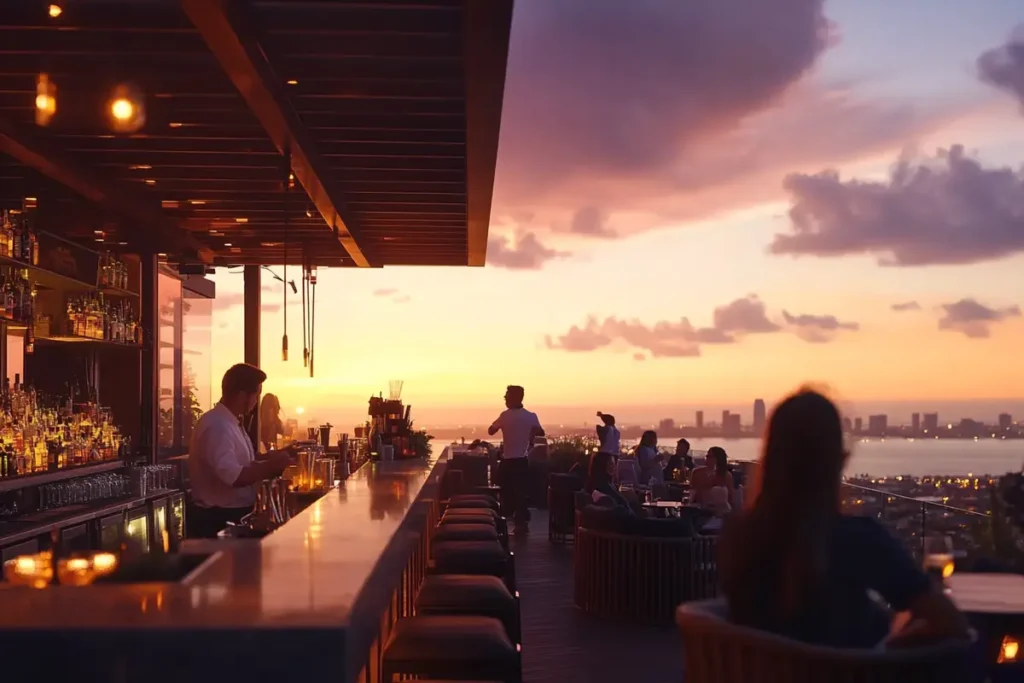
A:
868,414,888,436
854,417,863,433
695,411,704,430
658,418,675,433
842,417,853,433
911,413,920,434
723,412,742,437
753,399,766,434
923,413,939,433
999,413,1013,431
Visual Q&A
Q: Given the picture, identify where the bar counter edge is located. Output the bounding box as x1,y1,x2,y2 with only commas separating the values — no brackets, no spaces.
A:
0,448,452,683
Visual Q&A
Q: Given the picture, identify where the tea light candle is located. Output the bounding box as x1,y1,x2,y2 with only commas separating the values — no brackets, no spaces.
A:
4,552,54,589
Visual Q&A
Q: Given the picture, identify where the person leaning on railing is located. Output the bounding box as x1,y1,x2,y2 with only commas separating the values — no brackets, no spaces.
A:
719,389,972,651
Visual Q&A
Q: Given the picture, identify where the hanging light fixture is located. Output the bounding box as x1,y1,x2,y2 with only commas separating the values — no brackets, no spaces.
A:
35,74,57,127
309,267,316,378
281,147,291,361
301,254,309,368
48,3,64,19
106,83,146,134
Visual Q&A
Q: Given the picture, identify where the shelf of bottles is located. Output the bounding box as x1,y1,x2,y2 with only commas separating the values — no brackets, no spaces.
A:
0,211,140,349
0,377,130,484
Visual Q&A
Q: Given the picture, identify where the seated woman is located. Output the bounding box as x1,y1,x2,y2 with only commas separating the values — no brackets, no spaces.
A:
585,451,639,515
697,484,732,533
690,446,735,508
635,430,664,484
719,389,970,650
259,393,286,453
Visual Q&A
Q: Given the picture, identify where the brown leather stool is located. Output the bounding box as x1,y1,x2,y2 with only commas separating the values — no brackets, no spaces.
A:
416,574,521,646
429,540,515,594
381,615,520,683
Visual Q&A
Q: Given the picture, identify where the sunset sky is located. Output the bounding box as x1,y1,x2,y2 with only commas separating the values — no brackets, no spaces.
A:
209,0,1024,429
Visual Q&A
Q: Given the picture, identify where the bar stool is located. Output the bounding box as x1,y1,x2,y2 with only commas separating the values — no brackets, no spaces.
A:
416,574,521,646
430,539,515,594
446,496,499,512
441,508,507,543
433,523,500,544
381,615,520,683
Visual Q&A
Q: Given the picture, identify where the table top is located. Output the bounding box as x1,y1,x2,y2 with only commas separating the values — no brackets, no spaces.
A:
643,501,686,508
946,573,1024,615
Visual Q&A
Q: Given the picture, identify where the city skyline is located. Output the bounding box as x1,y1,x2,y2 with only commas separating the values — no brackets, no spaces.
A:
202,1,1024,427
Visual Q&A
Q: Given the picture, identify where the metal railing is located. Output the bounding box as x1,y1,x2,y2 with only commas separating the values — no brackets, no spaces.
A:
840,481,992,561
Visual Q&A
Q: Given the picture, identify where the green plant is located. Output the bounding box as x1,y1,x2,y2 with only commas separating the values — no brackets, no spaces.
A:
547,434,597,474
409,429,434,459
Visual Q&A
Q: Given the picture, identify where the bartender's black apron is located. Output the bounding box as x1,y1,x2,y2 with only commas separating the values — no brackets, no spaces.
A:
186,503,253,539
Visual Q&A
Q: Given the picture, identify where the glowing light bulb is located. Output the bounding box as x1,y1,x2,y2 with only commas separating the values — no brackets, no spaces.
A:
48,4,63,18
35,73,57,126
111,98,134,121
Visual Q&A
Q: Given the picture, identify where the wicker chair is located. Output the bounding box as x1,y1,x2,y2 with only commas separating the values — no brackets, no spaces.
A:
677,599,973,683
547,473,583,544
573,506,717,626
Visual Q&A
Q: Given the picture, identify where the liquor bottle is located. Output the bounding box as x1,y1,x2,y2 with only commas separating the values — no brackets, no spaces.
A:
0,211,7,258
30,228,38,266
20,219,31,262
3,271,14,320
12,221,22,263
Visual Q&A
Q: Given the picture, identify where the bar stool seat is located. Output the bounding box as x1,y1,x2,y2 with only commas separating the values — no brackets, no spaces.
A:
430,540,513,593
416,574,520,644
446,498,499,512
443,508,500,521
381,615,520,683
449,494,499,510
433,523,499,544
440,509,507,541
439,513,496,527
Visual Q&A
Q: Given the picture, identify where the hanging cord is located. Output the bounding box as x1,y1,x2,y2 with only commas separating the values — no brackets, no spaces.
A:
301,251,308,367
309,268,316,378
281,148,291,361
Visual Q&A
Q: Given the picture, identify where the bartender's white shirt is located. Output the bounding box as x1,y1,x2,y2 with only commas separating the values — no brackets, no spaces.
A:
188,403,257,508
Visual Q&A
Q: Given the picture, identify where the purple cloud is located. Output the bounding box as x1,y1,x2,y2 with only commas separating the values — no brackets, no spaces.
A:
979,27,1024,106
569,206,617,238
712,296,781,334
891,301,921,312
937,299,1021,339
782,310,859,343
487,232,568,270
633,353,647,362
771,145,1024,266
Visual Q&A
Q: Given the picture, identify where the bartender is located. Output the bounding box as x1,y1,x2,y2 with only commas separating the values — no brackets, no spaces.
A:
187,363,294,538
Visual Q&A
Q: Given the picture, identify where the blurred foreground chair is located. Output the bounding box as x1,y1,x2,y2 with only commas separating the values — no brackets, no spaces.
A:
677,599,973,683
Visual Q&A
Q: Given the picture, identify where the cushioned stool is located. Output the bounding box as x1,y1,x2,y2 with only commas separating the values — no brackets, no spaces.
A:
446,497,499,512
441,508,507,540
430,540,515,593
416,574,521,645
381,615,520,683
433,523,500,543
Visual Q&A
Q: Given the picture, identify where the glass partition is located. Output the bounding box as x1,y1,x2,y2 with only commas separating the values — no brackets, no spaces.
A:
157,272,182,457
182,290,212,447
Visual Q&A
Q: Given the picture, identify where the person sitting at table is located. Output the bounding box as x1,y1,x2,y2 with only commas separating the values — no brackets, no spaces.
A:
719,388,971,649
259,393,286,453
664,438,691,482
690,446,734,508
585,451,641,515
635,430,663,484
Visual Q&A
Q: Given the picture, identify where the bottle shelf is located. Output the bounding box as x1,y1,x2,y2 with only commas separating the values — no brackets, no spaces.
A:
34,335,142,349
0,459,124,493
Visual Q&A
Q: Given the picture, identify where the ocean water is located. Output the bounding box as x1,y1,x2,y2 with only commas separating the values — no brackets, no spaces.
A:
645,437,1023,477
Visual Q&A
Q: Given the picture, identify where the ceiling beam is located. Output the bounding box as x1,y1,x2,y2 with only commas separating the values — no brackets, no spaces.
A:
0,117,214,262
181,0,372,267
463,0,513,266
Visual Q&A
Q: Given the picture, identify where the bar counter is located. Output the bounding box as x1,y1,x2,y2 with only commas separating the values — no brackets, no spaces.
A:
0,452,448,683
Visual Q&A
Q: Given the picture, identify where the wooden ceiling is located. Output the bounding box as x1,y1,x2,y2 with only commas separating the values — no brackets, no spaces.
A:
0,0,513,267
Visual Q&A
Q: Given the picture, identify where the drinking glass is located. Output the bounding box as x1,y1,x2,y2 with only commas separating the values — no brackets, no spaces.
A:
923,535,954,581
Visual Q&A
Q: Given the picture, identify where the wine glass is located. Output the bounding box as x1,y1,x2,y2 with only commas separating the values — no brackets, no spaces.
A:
923,535,955,581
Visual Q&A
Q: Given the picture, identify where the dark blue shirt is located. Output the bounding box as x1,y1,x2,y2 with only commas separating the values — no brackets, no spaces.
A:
728,515,932,648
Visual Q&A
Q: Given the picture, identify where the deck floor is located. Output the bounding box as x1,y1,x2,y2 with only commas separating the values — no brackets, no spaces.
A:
513,510,683,683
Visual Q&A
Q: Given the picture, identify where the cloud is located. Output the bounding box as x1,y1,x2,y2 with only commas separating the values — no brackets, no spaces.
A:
569,206,617,238
978,27,1024,106
633,353,647,362
393,295,411,304
771,145,1024,266
213,286,281,314
373,288,398,297
490,0,965,234
782,310,859,343
487,231,568,270
937,298,1021,339
544,295,854,358
891,301,921,312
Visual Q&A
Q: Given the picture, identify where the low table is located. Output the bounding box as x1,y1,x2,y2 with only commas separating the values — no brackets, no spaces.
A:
641,501,701,518
947,573,1024,616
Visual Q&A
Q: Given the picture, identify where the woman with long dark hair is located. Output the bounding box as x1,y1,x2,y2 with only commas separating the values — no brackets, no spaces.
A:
585,451,633,511
719,389,969,649
259,393,285,453
691,446,735,508
635,429,663,483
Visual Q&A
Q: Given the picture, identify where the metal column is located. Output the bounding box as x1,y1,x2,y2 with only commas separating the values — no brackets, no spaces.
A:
243,265,261,451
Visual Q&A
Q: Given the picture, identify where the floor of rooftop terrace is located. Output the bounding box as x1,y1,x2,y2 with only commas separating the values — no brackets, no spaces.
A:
513,510,682,683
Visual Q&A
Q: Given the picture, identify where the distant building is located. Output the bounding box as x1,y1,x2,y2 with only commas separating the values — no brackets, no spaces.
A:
723,412,742,437
958,418,983,438
868,414,888,436
842,417,853,433
923,413,939,433
658,418,675,433
695,411,704,430
911,413,920,434
753,399,766,434
999,413,1013,431
854,417,863,434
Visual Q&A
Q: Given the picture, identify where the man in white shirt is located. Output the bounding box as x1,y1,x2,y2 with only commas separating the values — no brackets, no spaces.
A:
488,385,544,534
187,363,295,538
595,411,621,455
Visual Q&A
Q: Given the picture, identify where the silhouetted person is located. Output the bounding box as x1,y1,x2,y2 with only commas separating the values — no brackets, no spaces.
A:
720,389,970,649
691,446,735,508
664,437,691,481
488,385,544,534
595,411,621,455
635,429,663,483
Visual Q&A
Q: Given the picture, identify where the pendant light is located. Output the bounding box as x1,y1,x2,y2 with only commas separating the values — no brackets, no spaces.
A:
281,147,291,361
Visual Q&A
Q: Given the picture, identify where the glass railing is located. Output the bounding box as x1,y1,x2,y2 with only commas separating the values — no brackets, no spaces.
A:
841,482,993,564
